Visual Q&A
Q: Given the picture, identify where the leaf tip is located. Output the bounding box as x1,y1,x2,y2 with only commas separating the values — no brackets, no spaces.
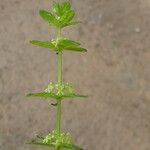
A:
39,9,44,14
26,93,32,97
83,49,87,52
39,9,46,17
30,40,34,44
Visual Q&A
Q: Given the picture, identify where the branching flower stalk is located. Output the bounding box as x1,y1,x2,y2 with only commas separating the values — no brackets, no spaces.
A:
27,1,87,150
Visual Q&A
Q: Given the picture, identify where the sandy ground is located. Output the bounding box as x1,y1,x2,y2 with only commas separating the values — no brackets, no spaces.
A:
0,0,150,150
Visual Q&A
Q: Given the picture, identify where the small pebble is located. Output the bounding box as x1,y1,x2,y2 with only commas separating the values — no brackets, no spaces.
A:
134,27,141,33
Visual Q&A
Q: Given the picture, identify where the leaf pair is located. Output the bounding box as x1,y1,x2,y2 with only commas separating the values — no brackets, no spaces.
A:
30,38,87,52
27,92,87,100
39,1,78,28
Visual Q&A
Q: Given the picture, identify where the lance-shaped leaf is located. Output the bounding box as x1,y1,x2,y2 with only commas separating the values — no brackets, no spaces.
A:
60,10,75,27
52,1,60,15
28,141,55,148
63,93,88,99
27,92,60,99
65,46,87,52
59,143,84,150
39,10,59,27
30,40,55,49
59,39,81,47
60,2,72,15
56,38,87,52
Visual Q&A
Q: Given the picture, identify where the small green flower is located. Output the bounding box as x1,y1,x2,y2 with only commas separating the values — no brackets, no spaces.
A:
43,134,52,143
64,83,74,94
55,84,65,96
51,39,56,45
44,82,54,93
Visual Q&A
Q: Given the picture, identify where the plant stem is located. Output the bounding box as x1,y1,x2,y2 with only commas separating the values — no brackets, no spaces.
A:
58,51,63,85
57,28,61,39
56,96,62,135
56,28,63,136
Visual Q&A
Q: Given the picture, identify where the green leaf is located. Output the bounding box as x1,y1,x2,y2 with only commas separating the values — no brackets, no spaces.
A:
65,46,87,52
55,38,87,52
52,1,72,18
28,141,55,148
59,143,84,150
60,2,71,14
52,1,60,15
59,2,72,16
60,10,75,27
30,40,55,49
63,93,88,99
59,39,81,47
39,10,58,27
52,1,77,28
27,92,60,99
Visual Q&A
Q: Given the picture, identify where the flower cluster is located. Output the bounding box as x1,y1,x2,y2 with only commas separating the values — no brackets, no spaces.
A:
43,130,72,146
44,82,74,96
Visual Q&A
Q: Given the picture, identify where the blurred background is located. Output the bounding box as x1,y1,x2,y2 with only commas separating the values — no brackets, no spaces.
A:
0,0,150,150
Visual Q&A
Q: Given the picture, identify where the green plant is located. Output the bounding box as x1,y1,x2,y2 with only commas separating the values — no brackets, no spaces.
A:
27,1,87,150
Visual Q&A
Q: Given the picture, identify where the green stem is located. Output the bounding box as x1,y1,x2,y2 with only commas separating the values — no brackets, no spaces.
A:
57,28,61,38
56,97,62,135
58,51,63,85
56,28,63,136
